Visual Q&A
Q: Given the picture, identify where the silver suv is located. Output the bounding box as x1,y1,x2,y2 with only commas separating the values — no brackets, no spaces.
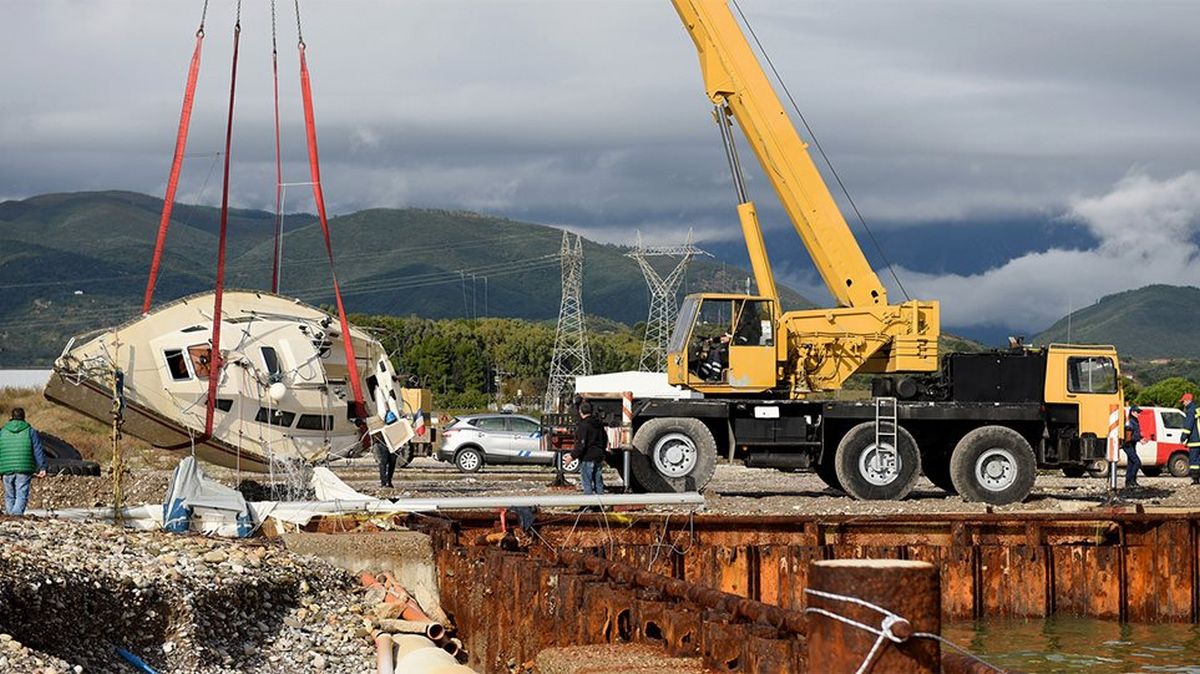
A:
437,414,578,473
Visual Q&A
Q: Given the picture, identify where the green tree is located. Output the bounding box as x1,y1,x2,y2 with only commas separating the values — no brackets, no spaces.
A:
1134,377,1200,407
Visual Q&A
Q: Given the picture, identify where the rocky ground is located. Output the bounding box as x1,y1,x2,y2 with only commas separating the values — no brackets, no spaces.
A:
0,519,379,674
23,456,1200,517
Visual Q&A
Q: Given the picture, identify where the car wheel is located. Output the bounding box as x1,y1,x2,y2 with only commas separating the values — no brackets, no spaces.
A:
1087,459,1109,479
454,447,484,473
395,444,414,469
562,455,580,473
629,417,717,493
949,426,1036,505
1141,466,1163,478
1169,452,1190,478
834,422,921,501
1061,465,1087,478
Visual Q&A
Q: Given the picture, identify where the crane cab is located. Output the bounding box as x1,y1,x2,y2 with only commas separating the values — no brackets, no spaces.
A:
667,293,779,393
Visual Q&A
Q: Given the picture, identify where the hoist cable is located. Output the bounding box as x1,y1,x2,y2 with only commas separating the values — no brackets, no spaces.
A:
203,3,242,441
270,0,284,293
294,4,367,420
141,3,209,313
729,0,910,301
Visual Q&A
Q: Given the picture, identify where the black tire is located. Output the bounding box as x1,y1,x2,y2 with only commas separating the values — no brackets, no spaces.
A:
1061,465,1087,478
629,417,717,493
46,459,101,477
395,444,414,469
562,455,580,473
454,446,485,473
1141,466,1163,478
949,426,1036,505
1169,452,1190,478
815,454,843,493
39,432,83,461
1087,459,1109,479
923,454,958,494
833,422,921,501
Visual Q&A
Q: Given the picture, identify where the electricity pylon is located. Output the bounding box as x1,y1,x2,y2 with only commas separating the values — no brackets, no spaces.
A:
544,232,592,412
627,230,709,372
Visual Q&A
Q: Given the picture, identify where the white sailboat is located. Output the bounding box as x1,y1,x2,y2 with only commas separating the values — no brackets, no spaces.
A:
45,290,412,472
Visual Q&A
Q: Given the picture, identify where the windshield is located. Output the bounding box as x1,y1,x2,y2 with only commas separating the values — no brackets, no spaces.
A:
669,296,700,354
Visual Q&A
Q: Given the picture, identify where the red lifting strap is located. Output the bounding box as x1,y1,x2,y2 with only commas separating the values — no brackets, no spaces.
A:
202,22,242,441
143,33,204,314
298,43,367,420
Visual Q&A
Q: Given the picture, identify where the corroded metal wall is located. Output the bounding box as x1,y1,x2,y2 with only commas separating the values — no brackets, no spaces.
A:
433,512,1200,624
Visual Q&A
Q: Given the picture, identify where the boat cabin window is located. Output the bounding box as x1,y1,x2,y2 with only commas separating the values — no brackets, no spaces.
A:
296,414,334,431
188,345,212,379
261,347,282,378
164,349,190,381
255,407,296,427
215,399,234,412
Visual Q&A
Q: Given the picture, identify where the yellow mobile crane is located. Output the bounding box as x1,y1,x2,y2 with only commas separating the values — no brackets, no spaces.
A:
610,0,1124,504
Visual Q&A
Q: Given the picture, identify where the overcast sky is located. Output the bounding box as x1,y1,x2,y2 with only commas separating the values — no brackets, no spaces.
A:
2,0,1199,331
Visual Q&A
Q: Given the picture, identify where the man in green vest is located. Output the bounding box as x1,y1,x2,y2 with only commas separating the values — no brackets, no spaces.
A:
1,408,48,515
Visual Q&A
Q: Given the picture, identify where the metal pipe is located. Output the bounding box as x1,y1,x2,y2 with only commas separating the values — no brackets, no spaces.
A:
440,638,461,660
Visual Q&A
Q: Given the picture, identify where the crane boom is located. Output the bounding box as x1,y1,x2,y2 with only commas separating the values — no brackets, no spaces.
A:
671,0,885,309
666,0,939,395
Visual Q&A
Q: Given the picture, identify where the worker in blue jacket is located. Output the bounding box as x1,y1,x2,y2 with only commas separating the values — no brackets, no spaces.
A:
1182,393,1200,484
1123,406,1142,490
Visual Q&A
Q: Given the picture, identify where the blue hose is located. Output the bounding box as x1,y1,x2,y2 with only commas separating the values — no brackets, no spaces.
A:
115,648,159,674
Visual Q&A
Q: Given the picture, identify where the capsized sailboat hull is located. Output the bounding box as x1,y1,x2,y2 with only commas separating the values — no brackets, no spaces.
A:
45,290,411,472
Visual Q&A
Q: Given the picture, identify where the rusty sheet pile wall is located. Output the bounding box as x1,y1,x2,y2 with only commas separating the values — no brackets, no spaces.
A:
428,511,1200,625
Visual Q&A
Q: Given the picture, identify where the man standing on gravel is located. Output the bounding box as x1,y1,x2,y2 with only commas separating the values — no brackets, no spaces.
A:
572,402,608,496
0,408,48,515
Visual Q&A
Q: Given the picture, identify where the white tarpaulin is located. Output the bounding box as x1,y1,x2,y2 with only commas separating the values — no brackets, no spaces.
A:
163,457,252,537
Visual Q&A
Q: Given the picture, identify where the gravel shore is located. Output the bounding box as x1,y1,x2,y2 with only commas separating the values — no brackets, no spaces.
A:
0,519,376,674
25,456,1200,517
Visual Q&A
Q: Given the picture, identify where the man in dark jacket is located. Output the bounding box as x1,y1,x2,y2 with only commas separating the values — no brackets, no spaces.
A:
572,402,608,495
1180,393,1200,484
1123,406,1142,490
0,408,48,516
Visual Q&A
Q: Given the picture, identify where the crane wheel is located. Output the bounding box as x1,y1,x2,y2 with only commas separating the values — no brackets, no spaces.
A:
949,426,1036,505
629,417,717,493
833,422,921,501
815,457,843,493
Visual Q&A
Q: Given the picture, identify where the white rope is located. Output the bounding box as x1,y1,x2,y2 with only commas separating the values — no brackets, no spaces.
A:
804,588,1006,673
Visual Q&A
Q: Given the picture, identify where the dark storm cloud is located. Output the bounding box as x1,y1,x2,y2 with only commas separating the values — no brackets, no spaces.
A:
2,1,1199,329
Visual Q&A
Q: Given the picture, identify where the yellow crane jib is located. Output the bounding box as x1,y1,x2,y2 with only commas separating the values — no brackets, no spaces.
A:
666,0,939,397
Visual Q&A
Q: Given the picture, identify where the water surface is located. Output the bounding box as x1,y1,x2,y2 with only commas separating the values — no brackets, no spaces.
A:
944,617,1200,673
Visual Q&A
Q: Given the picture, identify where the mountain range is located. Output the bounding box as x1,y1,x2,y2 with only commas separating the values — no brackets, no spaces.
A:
3,191,1197,376
0,190,809,365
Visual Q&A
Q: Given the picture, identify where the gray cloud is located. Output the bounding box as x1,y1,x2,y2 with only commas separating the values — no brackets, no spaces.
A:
2,0,1199,320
